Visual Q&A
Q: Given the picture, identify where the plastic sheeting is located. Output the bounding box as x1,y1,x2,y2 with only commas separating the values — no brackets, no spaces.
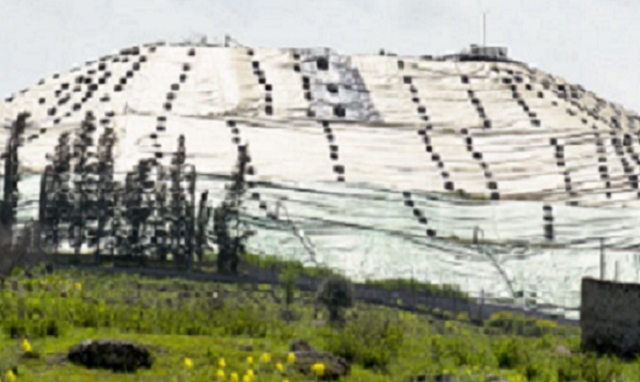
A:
3,42,640,315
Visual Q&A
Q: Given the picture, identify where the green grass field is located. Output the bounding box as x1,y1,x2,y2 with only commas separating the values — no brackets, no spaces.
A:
0,255,636,382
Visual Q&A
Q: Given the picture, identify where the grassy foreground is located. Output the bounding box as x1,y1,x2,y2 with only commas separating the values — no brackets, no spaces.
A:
0,255,636,382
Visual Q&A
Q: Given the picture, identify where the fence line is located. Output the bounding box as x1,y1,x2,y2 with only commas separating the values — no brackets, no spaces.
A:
50,260,580,327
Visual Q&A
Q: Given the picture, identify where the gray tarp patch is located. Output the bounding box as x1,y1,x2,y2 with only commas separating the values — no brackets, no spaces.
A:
293,48,382,122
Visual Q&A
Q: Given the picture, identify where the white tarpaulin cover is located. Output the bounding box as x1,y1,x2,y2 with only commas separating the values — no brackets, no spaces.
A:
3,42,640,314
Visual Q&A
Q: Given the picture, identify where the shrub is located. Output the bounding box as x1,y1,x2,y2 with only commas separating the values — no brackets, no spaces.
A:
321,311,404,371
315,274,355,323
486,312,526,333
278,265,299,307
491,336,531,369
219,304,268,337
363,278,469,300
555,353,623,382
485,311,575,338
3,317,63,339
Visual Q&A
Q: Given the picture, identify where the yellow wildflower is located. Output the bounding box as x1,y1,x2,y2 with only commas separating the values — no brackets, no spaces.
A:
22,338,32,353
242,375,252,382
311,362,325,376
5,370,16,382
246,369,254,378
74,282,82,291
261,352,271,363
230,372,239,382
216,369,225,379
246,356,254,365
283,379,290,382
184,358,193,368
276,362,284,372
287,352,296,365
218,357,226,368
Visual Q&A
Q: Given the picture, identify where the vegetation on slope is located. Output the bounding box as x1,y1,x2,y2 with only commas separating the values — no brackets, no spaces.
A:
0,261,636,382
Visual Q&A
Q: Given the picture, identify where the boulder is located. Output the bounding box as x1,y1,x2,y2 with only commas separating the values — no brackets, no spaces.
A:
67,339,153,372
555,344,572,356
290,339,315,352
288,339,350,381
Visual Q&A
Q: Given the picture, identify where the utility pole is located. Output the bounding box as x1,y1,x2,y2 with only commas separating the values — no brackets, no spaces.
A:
483,12,487,47
600,237,605,280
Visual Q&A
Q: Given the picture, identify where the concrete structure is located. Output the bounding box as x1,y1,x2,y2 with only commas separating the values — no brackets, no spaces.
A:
441,44,509,62
581,277,640,356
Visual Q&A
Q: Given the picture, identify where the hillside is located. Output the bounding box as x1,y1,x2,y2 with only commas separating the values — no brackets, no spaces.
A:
1,41,639,310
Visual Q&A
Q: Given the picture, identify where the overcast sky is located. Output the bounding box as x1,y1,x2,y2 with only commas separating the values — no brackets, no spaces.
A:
1,0,638,112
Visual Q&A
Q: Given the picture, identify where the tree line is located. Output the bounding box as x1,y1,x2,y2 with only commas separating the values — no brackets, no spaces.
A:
0,111,252,275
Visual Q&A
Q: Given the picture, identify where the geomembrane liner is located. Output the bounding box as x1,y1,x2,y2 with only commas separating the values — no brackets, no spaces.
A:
3,42,640,316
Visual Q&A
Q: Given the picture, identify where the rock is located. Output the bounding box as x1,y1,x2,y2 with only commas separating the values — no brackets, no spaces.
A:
290,339,315,352
67,339,153,372
555,344,571,356
288,339,350,381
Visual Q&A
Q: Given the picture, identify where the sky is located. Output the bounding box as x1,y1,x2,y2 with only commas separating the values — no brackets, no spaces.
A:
1,0,639,112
